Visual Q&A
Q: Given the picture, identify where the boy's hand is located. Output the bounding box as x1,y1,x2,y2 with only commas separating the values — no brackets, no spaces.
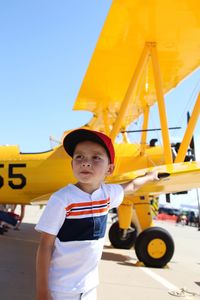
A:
145,171,170,181
121,170,170,194
144,171,160,181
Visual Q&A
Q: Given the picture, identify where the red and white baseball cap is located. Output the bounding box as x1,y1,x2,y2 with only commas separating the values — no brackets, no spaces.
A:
63,129,115,163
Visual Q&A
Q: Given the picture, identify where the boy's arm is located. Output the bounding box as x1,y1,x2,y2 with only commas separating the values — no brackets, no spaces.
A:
121,171,159,194
36,232,56,300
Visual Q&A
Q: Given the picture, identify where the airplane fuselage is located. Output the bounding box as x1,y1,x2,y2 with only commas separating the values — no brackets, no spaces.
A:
0,143,164,204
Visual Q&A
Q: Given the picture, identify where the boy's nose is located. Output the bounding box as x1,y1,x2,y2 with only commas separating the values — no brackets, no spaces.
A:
81,159,91,167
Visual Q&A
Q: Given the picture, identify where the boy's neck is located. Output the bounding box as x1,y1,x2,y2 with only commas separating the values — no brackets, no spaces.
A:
75,182,101,194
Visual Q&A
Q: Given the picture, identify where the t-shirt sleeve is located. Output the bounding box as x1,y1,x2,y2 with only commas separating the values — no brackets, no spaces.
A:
35,194,66,235
105,184,124,209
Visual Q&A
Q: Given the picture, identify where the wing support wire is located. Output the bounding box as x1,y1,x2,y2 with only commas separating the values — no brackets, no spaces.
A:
140,106,150,155
175,92,200,163
110,42,173,164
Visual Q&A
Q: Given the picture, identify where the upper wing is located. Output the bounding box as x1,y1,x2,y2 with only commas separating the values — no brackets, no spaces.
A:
106,161,200,196
74,0,200,131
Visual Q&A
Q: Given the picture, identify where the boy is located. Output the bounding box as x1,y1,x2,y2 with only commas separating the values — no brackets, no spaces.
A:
35,129,159,300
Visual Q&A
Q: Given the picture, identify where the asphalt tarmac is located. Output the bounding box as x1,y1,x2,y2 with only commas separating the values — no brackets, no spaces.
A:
0,206,200,300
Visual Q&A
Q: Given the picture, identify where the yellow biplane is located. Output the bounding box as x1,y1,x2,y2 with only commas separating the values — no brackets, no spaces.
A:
1,0,200,268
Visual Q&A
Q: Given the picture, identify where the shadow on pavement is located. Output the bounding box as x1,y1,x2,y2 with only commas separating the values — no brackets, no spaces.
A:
102,251,132,263
0,222,40,300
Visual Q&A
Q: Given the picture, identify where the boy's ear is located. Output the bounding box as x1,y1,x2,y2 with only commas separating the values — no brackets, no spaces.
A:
106,164,115,175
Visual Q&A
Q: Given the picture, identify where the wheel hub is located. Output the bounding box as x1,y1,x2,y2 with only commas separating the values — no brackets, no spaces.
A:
147,238,167,258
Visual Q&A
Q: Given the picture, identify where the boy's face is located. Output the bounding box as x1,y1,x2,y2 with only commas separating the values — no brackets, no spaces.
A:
71,140,114,191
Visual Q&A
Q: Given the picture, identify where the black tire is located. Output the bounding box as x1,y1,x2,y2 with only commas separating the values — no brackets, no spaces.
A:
135,226,175,268
109,221,137,249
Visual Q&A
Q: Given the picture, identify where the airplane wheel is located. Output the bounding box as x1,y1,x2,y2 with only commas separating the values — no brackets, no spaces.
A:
109,221,137,249
135,226,174,268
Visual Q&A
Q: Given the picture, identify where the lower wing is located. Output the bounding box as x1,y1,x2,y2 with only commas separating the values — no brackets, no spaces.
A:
106,161,200,196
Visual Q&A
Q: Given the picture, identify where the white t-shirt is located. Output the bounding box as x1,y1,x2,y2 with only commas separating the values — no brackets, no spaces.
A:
35,183,124,294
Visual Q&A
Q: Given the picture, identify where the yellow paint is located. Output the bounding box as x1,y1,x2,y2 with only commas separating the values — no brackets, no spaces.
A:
110,44,150,141
131,196,153,231
147,239,167,259
74,0,200,133
117,195,154,231
118,202,132,229
0,145,76,204
150,44,173,164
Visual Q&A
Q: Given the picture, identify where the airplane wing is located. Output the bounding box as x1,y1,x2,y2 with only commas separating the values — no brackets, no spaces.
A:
106,161,200,196
30,193,52,205
73,0,200,132
31,162,200,203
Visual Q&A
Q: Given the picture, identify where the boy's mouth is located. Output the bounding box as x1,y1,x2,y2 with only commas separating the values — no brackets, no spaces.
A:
80,171,92,175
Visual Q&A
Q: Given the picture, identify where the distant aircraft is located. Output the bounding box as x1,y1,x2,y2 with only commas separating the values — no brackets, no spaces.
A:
1,0,200,268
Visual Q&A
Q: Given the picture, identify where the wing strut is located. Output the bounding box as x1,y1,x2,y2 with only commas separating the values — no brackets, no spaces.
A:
150,43,173,164
175,92,200,163
110,42,173,164
110,44,151,142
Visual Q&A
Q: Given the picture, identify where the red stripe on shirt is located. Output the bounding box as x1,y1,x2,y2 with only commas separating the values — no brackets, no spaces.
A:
65,198,110,212
67,207,109,216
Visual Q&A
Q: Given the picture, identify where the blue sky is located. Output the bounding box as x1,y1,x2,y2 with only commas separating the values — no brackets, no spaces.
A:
0,1,111,151
0,0,200,154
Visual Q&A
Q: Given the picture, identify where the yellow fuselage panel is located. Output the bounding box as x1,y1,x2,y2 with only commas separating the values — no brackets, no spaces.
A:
0,145,21,160
114,144,164,174
0,143,164,204
0,146,76,204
